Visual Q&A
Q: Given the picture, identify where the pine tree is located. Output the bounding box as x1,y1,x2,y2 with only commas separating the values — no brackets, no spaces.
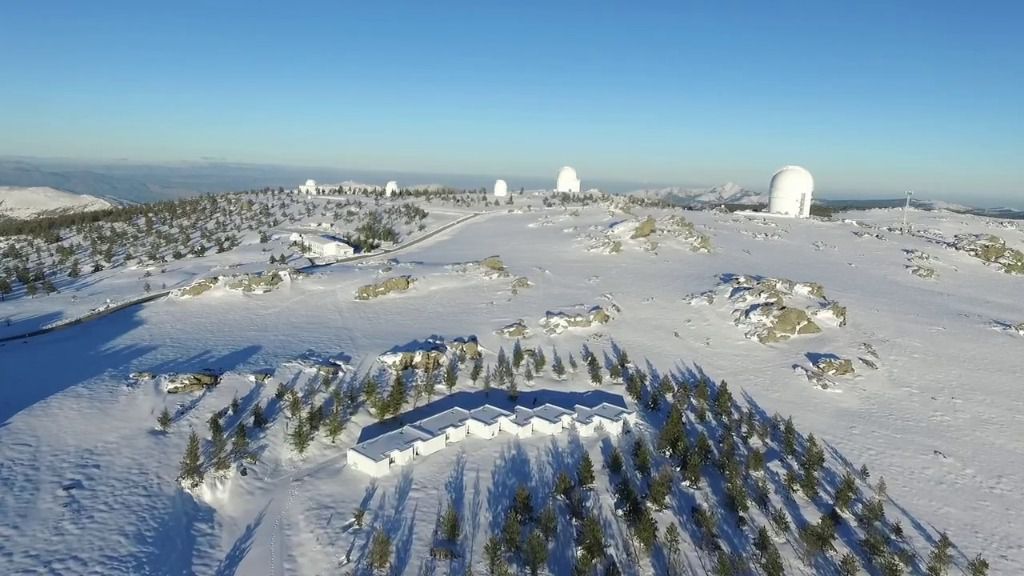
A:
532,347,546,373
523,362,533,383
179,430,204,488
368,530,392,575
577,452,595,488
513,485,534,521
209,415,230,472
441,499,461,543
587,353,602,385
326,408,344,443
232,423,249,459
512,339,524,371
252,403,267,428
966,554,989,576
835,471,857,512
926,531,954,576
523,530,548,576
633,438,652,476
444,362,457,393
502,513,521,553
158,406,172,431
551,349,566,378
287,389,302,419
839,552,859,576
608,447,624,475
538,505,557,542
568,353,578,373
714,380,733,420
469,357,483,384
649,467,673,510
291,413,311,455
484,536,504,576
783,416,797,457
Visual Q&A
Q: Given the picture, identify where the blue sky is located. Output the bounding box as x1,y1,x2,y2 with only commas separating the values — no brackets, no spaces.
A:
1,1,1021,203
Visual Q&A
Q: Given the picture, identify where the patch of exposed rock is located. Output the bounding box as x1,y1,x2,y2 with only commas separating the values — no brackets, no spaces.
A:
539,305,613,335
355,275,415,300
176,277,219,298
511,276,532,294
448,256,511,279
907,264,937,279
162,371,221,394
496,320,530,338
225,270,293,293
377,336,478,371
814,356,855,376
952,234,1024,274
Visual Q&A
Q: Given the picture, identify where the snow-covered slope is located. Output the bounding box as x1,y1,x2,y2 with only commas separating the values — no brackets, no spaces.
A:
0,196,1020,575
0,186,115,219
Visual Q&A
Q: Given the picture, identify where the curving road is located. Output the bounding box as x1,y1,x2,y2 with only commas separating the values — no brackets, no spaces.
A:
0,211,483,344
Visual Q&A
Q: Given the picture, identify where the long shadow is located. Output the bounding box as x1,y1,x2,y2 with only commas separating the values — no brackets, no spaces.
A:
130,488,217,575
213,506,268,576
0,305,154,427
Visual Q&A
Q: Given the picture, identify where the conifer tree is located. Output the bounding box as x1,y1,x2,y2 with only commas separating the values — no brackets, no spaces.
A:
538,505,557,541
533,347,546,373
523,529,548,576
441,499,461,543
512,339,524,371
587,353,602,385
179,430,204,488
608,447,624,475
551,350,566,379
158,406,172,431
232,423,249,459
577,452,595,488
251,403,267,428
291,413,311,455
568,353,578,373
368,530,392,575
209,415,229,472
444,362,457,393
469,357,483,384
926,531,953,576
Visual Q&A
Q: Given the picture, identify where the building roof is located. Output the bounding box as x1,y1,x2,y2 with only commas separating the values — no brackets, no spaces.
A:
304,235,351,248
350,425,433,462
575,402,633,424
531,403,574,424
414,407,471,435
511,407,536,427
468,404,512,425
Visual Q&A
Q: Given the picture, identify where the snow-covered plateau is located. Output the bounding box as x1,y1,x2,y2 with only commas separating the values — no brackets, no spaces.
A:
1,190,1022,575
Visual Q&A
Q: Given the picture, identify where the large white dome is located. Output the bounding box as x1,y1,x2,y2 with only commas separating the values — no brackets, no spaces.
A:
384,180,398,197
555,166,581,193
493,179,508,197
768,165,813,218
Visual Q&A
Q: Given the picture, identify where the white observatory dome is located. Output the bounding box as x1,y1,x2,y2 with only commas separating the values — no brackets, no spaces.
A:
768,165,814,218
384,180,398,197
304,179,317,188
555,166,581,193
493,179,508,197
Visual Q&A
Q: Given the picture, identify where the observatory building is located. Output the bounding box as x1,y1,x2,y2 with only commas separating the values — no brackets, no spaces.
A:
299,179,318,194
493,179,508,197
555,166,581,193
384,181,398,197
768,165,813,218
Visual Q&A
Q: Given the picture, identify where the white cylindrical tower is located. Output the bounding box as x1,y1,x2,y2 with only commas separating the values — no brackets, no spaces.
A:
768,166,814,217
555,166,581,193
385,181,398,197
493,179,508,197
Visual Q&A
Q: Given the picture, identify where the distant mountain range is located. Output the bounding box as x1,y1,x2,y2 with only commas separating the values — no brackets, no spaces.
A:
625,182,767,206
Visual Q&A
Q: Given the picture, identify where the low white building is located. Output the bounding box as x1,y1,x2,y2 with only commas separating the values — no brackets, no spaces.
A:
467,405,512,439
299,179,319,194
530,404,574,435
347,394,636,476
293,234,355,259
416,408,471,444
347,426,433,477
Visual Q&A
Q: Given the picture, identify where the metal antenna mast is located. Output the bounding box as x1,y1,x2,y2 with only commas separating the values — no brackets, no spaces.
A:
902,190,914,233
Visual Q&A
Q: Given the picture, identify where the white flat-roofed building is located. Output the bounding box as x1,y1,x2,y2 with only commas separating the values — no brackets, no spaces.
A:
347,394,635,476
467,405,512,439
293,234,355,259
416,407,471,444
530,404,575,435
347,426,433,477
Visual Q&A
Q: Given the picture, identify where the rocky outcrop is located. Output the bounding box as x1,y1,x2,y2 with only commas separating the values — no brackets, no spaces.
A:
742,304,822,343
510,276,531,294
952,234,1024,274
539,306,613,335
496,320,530,338
356,275,415,300
176,277,219,298
814,357,855,376
225,270,291,293
630,216,657,239
377,336,477,371
908,265,937,279
164,372,220,394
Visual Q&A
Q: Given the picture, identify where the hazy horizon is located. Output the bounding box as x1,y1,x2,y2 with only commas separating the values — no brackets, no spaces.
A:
1,3,1021,206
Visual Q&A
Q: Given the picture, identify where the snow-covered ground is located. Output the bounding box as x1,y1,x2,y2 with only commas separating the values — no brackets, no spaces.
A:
0,186,115,219
1,198,1022,574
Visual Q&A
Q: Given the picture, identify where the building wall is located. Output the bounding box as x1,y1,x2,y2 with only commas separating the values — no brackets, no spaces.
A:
348,450,390,477
532,419,563,435
444,425,469,443
414,435,447,457
575,421,597,437
392,446,416,466
467,420,499,438
597,417,624,436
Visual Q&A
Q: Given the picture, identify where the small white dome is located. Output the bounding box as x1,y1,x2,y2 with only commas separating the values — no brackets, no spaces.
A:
304,179,317,187
384,181,398,196
493,179,508,197
555,166,581,193
768,165,814,218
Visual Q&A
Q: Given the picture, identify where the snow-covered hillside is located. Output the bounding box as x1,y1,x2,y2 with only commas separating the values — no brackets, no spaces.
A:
0,192,1020,575
0,186,115,219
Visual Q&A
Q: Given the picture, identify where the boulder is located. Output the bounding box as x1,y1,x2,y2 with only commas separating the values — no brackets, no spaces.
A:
510,276,531,293
539,306,613,335
815,357,855,376
165,372,220,394
908,265,937,279
225,270,288,293
497,320,529,338
177,277,219,298
355,275,415,300
479,255,506,272
953,234,1024,274
630,216,657,239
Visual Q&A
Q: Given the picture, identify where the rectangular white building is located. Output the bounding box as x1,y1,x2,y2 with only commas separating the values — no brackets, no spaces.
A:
416,408,471,444
347,426,433,477
467,405,512,439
